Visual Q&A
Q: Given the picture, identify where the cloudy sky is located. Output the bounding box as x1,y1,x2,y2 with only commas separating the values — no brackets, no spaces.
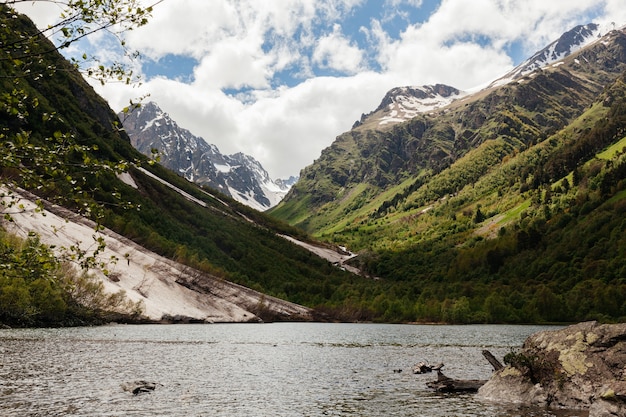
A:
17,0,626,179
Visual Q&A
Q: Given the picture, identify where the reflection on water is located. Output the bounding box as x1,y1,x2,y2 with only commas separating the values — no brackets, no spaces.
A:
0,323,584,417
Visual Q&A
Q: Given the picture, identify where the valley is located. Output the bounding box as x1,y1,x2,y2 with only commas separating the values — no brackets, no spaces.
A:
2,4,626,326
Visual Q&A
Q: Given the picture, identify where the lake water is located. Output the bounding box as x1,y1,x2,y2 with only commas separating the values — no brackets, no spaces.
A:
0,323,585,417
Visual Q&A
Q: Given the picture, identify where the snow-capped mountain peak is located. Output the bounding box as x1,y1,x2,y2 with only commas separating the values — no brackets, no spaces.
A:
355,84,466,128
489,23,603,87
119,102,295,211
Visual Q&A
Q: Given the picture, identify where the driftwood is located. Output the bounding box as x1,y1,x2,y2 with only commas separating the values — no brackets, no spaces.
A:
426,369,487,393
424,349,501,393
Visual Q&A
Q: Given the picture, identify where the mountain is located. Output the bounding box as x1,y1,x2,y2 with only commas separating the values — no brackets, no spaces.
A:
120,102,292,211
270,24,626,323
345,25,605,132
273,23,626,228
0,7,359,325
275,175,299,189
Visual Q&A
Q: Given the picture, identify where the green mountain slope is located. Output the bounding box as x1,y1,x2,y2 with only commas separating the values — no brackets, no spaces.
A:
273,29,626,233
270,28,626,323
0,7,360,324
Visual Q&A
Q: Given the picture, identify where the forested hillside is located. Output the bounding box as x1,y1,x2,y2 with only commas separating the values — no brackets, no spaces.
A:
0,7,354,325
270,27,626,323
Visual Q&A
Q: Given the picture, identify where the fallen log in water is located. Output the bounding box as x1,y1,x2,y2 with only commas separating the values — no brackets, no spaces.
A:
426,369,487,393
424,349,502,393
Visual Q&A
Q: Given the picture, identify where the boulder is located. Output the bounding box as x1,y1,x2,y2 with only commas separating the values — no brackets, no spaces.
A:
121,380,158,395
477,321,626,416
412,361,443,374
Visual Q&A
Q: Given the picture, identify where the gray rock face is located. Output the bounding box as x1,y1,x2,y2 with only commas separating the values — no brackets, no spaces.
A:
477,321,626,416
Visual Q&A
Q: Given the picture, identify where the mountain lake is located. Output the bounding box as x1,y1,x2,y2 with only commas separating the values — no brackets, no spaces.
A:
0,323,587,416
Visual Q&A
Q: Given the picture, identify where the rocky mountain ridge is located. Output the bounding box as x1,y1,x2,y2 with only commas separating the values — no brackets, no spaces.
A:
120,102,293,211
353,23,609,132
489,22,605,87
354,84,464,128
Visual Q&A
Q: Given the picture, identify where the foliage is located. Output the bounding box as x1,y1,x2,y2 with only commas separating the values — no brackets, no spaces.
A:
503,349,557,385
0,3,154,325
0,3,149,214
1,0,155,84
0,229,143,326
0,5,147,276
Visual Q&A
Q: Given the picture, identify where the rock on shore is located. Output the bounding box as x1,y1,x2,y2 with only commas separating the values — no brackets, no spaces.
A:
477,321,626,416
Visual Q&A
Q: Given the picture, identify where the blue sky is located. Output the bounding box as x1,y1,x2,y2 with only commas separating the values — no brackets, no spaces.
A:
141,1,445,87
18,0,626,179
143,54,198,83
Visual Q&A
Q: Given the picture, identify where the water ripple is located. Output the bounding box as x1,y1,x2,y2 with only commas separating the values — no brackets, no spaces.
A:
0,323,576,417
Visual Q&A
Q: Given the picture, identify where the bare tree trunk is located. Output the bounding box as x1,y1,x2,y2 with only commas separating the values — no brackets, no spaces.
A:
482,349,504,371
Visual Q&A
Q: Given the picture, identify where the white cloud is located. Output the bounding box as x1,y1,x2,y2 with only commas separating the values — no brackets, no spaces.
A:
374,20,514,90
421,0,607,56
124,1,236,59
193,37,272,90
99,71,389,179
603,0,626,29
312,24,365,74
13,1,63,28
15,0,626,180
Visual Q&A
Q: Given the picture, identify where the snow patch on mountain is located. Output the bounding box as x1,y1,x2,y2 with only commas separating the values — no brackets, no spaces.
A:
117,171,138,189
214,163,232,173
355,84,465,128
378,85,466,125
